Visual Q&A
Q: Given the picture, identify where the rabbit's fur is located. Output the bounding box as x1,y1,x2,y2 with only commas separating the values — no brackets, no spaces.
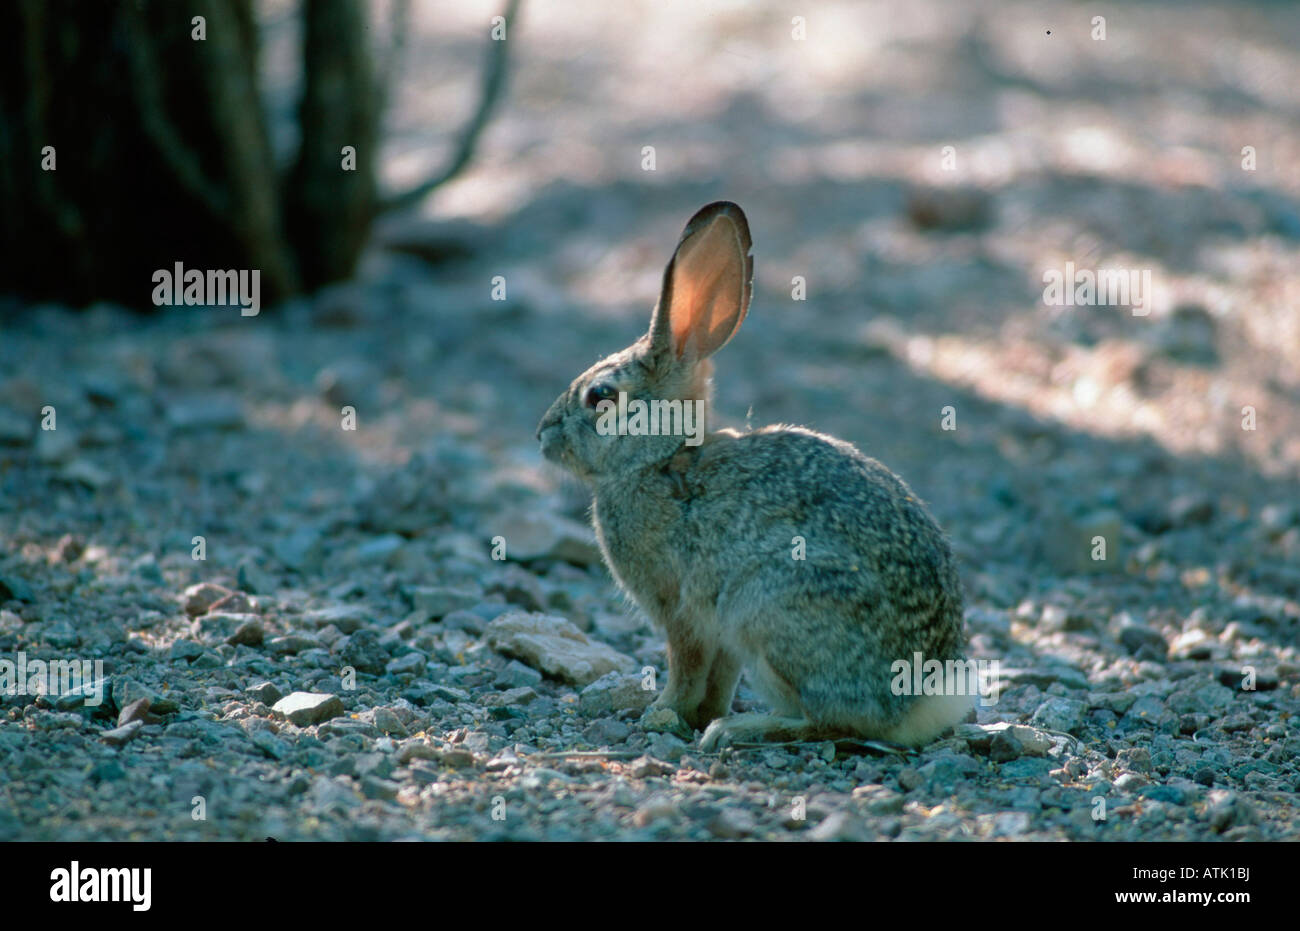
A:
537,202,971,749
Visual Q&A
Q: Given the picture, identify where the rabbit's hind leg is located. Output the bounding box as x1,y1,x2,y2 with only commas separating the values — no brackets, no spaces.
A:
698,712,825,751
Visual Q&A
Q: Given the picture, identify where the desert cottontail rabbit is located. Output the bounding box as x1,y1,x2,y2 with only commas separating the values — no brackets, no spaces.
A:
537,202,972,749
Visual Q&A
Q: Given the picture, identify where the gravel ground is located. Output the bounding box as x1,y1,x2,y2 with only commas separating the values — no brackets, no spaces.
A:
2,0,1299,841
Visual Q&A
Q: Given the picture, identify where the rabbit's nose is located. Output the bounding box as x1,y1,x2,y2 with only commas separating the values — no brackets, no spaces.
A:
536,414,554,442
537,405,562,442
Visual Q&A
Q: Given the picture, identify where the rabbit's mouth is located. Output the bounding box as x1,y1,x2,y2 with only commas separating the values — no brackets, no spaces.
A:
537,422,564,463
538,420,585,476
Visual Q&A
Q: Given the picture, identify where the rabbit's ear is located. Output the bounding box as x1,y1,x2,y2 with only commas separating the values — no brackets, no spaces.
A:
649,202,753,363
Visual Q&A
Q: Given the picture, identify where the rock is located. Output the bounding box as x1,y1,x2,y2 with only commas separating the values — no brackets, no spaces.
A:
315,360,376,406
485,747,520,772
905,185,992,231
165,395,245,431
34,428,78,463
1216,665,1278,691
1169,629,1219,661
236,559,277,595
209,591,257,614
0,576,34,603
246,682,282,705
167,639,205,662
809,810,875,842
101,720,144,746
629,755,675,779
358,447,492,534
267,633,323,656
1152,304,1218,366
116,698,159,727
353,534,406,564
1207,790,1257,833
580,671,657,716
1113,772,1148,793
1116,747,1152,773
493,512,603,566
441,609,487,634
361,776,401,801
898,767,924,792
959,722,1052,757
340,629,390,675
181,582,233,617
1168,493,1215,528
272,692,345,726
989,731,1023,762
54,677,112,711
583,718,632,745
88,760,127,783
638,706,694,740
485,612,635,686
250,730,290,760
1130,506,1172,536
1030,697,1088,734
645,732,689,762
0,407,32,445
502,685,543,707
991,811,1031,837
193,611,256,642
42,621,80,648
494,659,544,689
708,807,758,839
385,653,426,676
371,707,407,737
1041,509,1125,574
112,678,160,711
440,748,477,769
634,795,680,826
58,459,112,489
1119,623,1167,659
425,684,470,704
485,567,546,612
917,751,980,791
397,740,439,765
999,757,1054,782
1139,784,1187,805
226,618,265,647
53,534,86,563
273,528,324,572
1259,503,1299,533
403,585,480,619
304,604,369,634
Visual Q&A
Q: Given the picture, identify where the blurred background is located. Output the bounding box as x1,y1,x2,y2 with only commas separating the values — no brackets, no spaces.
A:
2,0,1299,620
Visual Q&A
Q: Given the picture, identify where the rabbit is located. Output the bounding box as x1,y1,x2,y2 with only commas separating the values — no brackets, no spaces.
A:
537,201,973,750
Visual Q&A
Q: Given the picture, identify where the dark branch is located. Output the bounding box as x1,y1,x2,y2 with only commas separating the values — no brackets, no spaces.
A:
379,0,521,215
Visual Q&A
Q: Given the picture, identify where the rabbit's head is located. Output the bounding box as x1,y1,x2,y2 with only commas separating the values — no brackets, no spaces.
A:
537,202,753,482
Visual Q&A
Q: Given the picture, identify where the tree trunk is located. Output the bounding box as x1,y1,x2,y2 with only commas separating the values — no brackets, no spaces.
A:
283,0,379,292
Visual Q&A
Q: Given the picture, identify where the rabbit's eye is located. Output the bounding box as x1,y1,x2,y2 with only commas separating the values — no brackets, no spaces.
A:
584,383,617,408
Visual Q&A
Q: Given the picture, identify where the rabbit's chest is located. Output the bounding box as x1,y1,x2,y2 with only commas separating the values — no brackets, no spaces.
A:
591,487,694,620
